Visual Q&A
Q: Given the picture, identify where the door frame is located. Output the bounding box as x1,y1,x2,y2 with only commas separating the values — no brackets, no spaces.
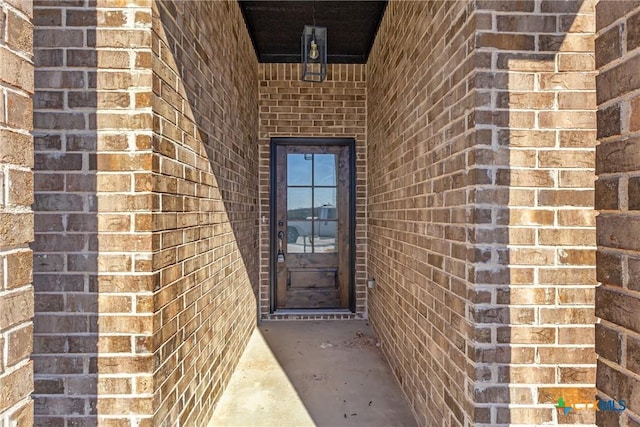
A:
269,137,356,313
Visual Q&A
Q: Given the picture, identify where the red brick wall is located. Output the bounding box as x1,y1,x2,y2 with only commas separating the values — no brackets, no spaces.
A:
0,0,34,424
368,1,597,425
595,2,640,425
258,63,367,317
152,1,259,425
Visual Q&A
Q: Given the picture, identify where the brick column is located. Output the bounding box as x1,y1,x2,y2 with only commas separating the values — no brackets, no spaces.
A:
595,2,640,425
33,2,154,425
473,1,597,425
93,2,155,424
0,0,34,425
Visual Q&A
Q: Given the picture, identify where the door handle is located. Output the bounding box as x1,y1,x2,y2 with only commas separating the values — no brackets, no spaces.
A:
277,231,285,263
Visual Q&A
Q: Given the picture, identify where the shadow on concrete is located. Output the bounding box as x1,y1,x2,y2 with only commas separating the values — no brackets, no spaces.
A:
210,321,418,427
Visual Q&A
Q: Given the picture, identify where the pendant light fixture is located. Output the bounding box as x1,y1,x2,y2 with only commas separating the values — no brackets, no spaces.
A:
301,1,327,82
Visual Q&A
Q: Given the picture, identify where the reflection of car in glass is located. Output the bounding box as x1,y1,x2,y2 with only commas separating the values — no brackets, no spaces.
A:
287,205,337,243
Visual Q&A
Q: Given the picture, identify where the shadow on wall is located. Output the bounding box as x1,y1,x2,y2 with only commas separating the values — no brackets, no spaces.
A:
32,4,99,425
473,0,597,425
151,1,260,424
155,0,260,303
30,0,260,425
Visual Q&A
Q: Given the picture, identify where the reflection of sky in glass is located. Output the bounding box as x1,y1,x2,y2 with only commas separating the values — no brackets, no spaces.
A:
287,154,312,186
288,188,311,210
314,188,336,207
314,154,336,185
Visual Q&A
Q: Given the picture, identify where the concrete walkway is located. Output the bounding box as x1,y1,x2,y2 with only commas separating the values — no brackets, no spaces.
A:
209,320,417,427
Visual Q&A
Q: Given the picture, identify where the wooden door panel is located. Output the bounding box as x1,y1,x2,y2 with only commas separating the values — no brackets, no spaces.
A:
289,269,337,288
287,253,337,266
285,289,341,309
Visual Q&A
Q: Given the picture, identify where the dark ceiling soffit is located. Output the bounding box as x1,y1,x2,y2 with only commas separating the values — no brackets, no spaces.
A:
238,1,387,65
362,1,386,64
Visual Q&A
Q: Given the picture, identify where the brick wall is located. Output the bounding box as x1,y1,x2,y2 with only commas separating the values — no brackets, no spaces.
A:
258,63,367,317
91,2,156,424
367,1,478,424
24,0,620,426
33,0,258,425
33,1,155,425
151,1,259,425
368,1,597,425
595,2,640,425
0,0,34,425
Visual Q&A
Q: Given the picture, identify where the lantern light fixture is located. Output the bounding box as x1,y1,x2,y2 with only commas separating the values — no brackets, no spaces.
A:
301,2,327,82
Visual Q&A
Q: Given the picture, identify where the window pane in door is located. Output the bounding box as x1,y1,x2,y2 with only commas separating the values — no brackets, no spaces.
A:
313,188,337,218
314,154,336,186
287,220,312,253
287,188,312,220
313,221,337,253
287,154,312,186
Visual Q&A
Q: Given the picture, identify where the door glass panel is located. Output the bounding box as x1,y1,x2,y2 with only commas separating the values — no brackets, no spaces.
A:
285,152,339,255
287,221,312,253
287,154,312,186
313,221,337,253
314,154,336,186
275,144,350,310
313,188,337,218
287,188,312,219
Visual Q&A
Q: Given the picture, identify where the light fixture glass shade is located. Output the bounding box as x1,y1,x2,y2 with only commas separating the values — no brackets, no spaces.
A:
301,25,327,82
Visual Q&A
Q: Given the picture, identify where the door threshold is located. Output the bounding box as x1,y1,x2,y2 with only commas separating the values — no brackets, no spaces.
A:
262,309,362,321
275,309,352,314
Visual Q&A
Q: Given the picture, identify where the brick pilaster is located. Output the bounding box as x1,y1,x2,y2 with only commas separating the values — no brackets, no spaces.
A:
33,1,155,425
473,1,597,425
0,0,34,425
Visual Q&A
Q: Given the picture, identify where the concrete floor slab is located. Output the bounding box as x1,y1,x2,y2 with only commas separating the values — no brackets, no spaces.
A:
209,320,417,427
